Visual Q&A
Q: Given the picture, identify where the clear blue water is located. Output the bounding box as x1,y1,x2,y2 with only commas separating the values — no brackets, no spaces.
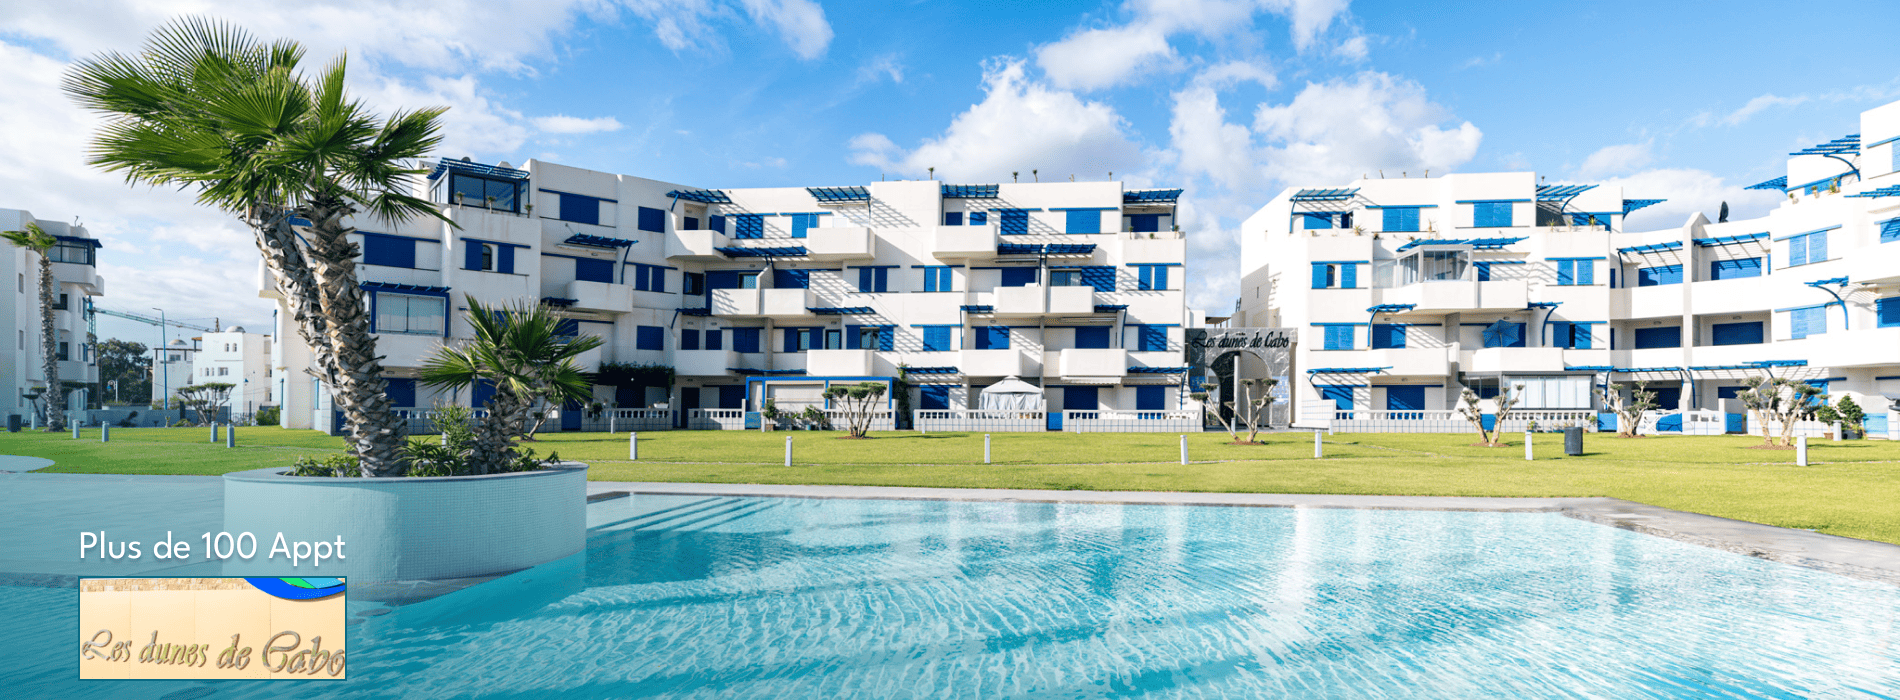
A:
6,494,1900,698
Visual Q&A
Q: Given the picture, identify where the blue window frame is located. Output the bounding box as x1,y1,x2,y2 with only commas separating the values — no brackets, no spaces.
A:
636,326,664,351
920,385,951,410
969,211,988,225
773,269,811,289
1302,213,1333,230
1473,201,1513,227
733,327,761,353
362,233,416,268
637,206,665,233
1064,210,1102,234
919,266,950,291
790,213,822,238
574,257,614,283
857,267,889,293
1136,325,1168,352
1551,322,1592,349
943,212,963,226
370,292,447,337
1130,214,1161,233
704,329,723,350
1710,321,1762,345
999,210,1030,235
680,329,700,350
999,267,1037,287
557,194,599,225
1636,265,1682,287
1319,386,1355,411
1633,326,1680,349
1371,324,1405,349
1136,265,1170,291
922,326,953,352
708,215,728,233
1320,324,1354,350
1786,230,1829,267
384,378,417,408
1880,297,1900,328
1382,207,1420,232
1789,306,1827,339
1136,385,1166,411
1711,257,1762,280
734,214,764,239
1554,259,1594,285
631,264,667,292
1074,327,1110,349
975,326,1009,350
448,173,520,213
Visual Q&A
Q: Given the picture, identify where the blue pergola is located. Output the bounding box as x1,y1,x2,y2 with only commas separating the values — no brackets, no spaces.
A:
1692,233,1766,247
1395,237,1525,252
1847,184,1900,199
1289,188,1358,202
1124,189,1183,204
667,189,733,204
942,184,999,199
715,246,807,258
807,186,871,204
427,159,528,182
1622,199,1666,215
1744,176,1787,191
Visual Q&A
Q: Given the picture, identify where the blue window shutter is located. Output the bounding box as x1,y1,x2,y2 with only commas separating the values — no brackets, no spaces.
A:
1384,386,1424,412
1712,257,1761,280
707,271,739,289
1339,263,1356,289
1633,327,1681,349
718,385,745,409
920,386,950,410
734,328,760,353
464,241,484,270
1075,327,1110,349
1475,262,1491,282
1320,386,1354,411
1382,208,1403,232
1881,219,1900,243
791,213,818,238
1138,266,1153,290
873,267,887,292
1576,261,1594,285
1139,325,1167,352
1371,324,1404,349
1000,210,1029,235
559,194,599,225
362,234,415,268
1152,266,1168,290
1303,213,1332,230
575,258,613,283
1549,321,1570,348
773,269,810,289
923,327,952,351
1136,386,1166,411
944,212,962,226
1065,210,1101,234
783,328,802,353
877,328,893,351
684,216,699,230
635,326,663,351
384,378,416,408
1788,235,1808,267
1811,230,1827,262
844,324,862,349
1571,323,1591,349
1000,268,1037,287
704,329,722,350
1322,324,1352,350
969,211,987,225
1080,266,1115,293
858,267,875,293
498,245,515,274
735,215,763,239
1556,260,1574,285
1131,214,1160,233
681,329,700,350
1711,321,1762,345
649,266,665,293
637,206,664,233
709,215,727,233
1878,298,1900,328
1311,263,1328,289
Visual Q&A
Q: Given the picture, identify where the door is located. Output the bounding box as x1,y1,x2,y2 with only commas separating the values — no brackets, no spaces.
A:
1051,386,1098,430
1385,386,1424,420
561,398,582,431
679,387,699,428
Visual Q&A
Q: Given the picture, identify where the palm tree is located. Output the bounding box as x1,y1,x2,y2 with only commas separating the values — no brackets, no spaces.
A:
3,223,65,430
418,297,602,474
64,17,448,475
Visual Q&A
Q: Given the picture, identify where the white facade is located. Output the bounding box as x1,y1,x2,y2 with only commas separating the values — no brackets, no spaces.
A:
1240,98,1900,434
0,208,104,423
190,328,273,414
153,338,197,407
263,159,1197,430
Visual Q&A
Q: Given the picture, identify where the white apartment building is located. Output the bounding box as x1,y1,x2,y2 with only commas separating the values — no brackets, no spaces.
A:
1242,99,1900,435
153,338,197,407
0,208,104,424
264,159,1195,431
190,328,273,414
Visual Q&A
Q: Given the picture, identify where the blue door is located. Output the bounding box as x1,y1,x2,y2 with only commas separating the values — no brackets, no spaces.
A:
679,387,699,428
1651,387,1681,411
1385,386,1424,420
561,398,582,431
1050,386,1099,430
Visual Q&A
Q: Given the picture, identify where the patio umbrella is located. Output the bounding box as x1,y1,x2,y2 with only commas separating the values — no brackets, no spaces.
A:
1483,320,1520,348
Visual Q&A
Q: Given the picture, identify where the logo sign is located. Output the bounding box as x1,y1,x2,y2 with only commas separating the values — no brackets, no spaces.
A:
1183,328,1296,369
78,577,346,680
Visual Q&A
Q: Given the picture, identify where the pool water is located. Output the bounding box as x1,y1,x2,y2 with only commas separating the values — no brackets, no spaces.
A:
8,494,1900,698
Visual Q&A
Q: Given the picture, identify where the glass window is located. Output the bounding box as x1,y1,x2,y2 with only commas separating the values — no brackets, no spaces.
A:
47,242,96,265
739,273,759,289
375,293,446,336
684,272,705,296
1049,270,1083,286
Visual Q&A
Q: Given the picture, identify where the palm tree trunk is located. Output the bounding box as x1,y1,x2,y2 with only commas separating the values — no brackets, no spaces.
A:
37,253,64,431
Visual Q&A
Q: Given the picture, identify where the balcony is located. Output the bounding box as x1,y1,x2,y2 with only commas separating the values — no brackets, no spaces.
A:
803,226,874,260
932,225,995,258
1379,279,1527,313
808,349,874,376
667,228,727,261
1048,286,1094,315
762,288,814,317
1367,347,1451,377
1465,347,1565,373
566,280,631,313
711,288,761,316
1802,327,1900,368
959,348,1024,377
1051,348,1128,379
1119,234,1185,264
994,285,1045,316
675,349,736,376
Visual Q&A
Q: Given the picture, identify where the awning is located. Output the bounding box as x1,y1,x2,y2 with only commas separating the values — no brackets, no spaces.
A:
807,186,870,204
667,189,733,204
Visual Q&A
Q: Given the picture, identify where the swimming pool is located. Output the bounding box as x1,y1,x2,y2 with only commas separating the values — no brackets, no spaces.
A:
8,494,1899,698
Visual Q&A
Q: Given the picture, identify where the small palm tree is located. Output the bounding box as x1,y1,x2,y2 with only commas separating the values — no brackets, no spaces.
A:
3,223,64,430
65,17,450,476
418,297,602,474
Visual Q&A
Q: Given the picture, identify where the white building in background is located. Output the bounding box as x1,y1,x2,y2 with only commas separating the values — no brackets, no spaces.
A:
263,159,1196,431
191,327,273,415
153,338,198,407
0,208,104,424
1240,98,1900,435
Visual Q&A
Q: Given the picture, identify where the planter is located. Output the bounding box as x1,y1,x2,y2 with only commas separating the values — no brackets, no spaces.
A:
221,462,587,583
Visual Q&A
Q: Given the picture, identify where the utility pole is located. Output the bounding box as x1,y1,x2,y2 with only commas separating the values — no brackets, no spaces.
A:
155,307,168,409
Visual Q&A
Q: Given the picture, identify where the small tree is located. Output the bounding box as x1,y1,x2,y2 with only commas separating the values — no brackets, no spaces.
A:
1594,380,1658,437
419,297,602,473
1836,396,1867,437
1737,376,1824,446
1193,381,1237,440
1236,377,1278,443
174,382,235,426
823,382,888,438
1455,384,1521,446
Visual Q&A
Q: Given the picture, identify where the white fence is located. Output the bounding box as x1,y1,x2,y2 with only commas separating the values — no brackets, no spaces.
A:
915,410,1047,432
820,409,895,432
1746,414,1835,440
576,409,675,432
1063,410,1201,433
1319,407,1597,434
689,408,747,430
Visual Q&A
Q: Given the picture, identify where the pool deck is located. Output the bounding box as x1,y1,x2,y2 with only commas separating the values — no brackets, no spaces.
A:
592,481,1900,586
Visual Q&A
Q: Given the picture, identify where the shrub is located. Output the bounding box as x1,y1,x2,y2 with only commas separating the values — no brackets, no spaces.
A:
255,405,281,426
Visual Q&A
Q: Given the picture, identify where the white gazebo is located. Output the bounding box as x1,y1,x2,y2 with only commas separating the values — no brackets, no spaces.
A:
979,376,1045,411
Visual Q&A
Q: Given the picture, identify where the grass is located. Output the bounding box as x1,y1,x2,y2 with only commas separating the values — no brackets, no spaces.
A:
6,426,1899,545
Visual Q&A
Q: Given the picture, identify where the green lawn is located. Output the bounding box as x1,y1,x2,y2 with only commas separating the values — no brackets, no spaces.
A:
6,426,1898,545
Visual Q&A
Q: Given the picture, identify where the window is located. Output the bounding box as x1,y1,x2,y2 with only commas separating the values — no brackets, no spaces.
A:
999,210,1030,235
52,293,68,310
558,193,600,225
574,257,614,283
773,268,811,289
1554,259,1594,285
1880,218,1900,244
218,367,229,376
631,264,668,292
1319,385,1355,410
1310,262,1357,289
360,233,418,268
1135,325,1168,352
1063,209,1102,234
968,211,988,225
684,216,699,230
1550,322,1592,349
1472,201,1513,227
784,328,830,352
921,326,953,352
1507,375,1592,409
734,214,764,239
684,272,705,296
1078,266,1115,292
733,327,761,353
1129,214,1162,233
849,325,892,350
1136,386,1166,411
1636,265,1682,287
704,329,723,350
47,241,96,265
1049,270,1082,287
1879,298,1900,328
922,266,953,292
1711,321,1763,345
1302,213,1333,230
373,293,446,336
1398,251,1467,285
1073,327,1110,349
553,318,580,339
681,329,700,351
708,215,728,233
943,211,962,226
464,240,515,273
1382,207,1421,232
1135,265,1170,291
1371,324,1405,349
739,272,759,289
1789,306,1828,339
857,267,889,293
1633,327,1680,349
447,173,521,212
999,268,1037,287
1785,230,1830,267
1320,324,1354,350
1711,257,1762,280
975,326,1009,350
920,385,951,410
57,342,69,361
636,326,664,351
790,213,822,238
637,206,666,233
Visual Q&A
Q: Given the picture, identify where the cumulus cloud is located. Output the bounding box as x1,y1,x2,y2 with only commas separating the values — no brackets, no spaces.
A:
1578,142,1653,178
1036,23,1181,91
1248,71,1482,185
738,0,833,60
1600,168,1782,231
531,115,626,134
623,0,833,60
847,60,1145,182
1035,0,1352,91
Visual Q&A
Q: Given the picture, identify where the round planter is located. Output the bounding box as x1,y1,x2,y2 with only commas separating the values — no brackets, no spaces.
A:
221,462,587,583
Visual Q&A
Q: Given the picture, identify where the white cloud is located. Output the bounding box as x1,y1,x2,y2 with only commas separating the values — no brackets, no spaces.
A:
623,0,833,60
531,115,625,134
1459,52,1501,70
1249,71,1482,185
1332,34,1368,61
1036,23,1180,91
855,53,905,85
1034,0,1352,91
738,0,833,60
356,75,534,156
847,60,1145,182
1720,94,1809,126
1600,168,1782,230
1578,142,1653,178
1260,0,1353,51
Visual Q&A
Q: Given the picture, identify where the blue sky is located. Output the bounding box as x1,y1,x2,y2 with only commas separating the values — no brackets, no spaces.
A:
4,0,1899,344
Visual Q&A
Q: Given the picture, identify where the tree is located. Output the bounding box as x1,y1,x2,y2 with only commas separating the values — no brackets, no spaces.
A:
418,297,602,474
3,223,64,430
1836,396,1867,437
1456,384,1521,446
66,17,449,476
175,382,235,426
1235,377,1277,443
823,382,889,438
97,338,152,404
1594,380,1658,437
1192,382,1237,441
1737,376,1824,446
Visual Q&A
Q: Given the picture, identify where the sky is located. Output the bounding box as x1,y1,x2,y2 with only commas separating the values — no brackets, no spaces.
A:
5,0,1900,346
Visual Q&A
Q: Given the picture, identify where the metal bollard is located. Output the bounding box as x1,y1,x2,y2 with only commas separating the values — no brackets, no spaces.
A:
1179,435,1188,465
1314,430,1323,458
1833,422,1842,442
226,424,235,448
610,416,617,434
984,434,991,464
1797,436,1809,466
1524,431,1533,461
210,423,219,442
73,422,81,439
784,435,793,466
441,432,448,446
629,432,638,460
101,424,109,442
